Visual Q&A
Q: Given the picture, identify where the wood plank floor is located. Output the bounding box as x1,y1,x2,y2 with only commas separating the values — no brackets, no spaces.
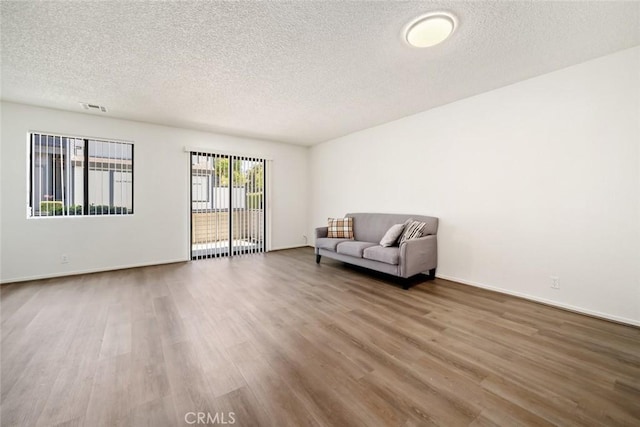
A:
1,247,639,426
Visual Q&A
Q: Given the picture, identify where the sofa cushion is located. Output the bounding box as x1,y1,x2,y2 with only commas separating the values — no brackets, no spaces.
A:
316,237,351,252
327,217,354,239
336,241,378,258
379,223,406,247
398,220,427,245
363,246,400,265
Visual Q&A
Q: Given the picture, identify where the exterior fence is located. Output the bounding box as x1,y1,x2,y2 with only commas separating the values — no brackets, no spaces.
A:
192,209,264,244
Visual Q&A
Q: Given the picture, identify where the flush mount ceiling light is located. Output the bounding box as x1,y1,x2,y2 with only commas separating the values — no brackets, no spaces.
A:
404,12,457,48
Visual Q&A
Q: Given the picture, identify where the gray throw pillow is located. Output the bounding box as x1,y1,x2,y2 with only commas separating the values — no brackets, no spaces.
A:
379,223,405,247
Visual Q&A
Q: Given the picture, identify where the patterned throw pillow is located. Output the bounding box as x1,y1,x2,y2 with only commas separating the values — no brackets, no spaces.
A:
327,217,354,239
398,220,426,245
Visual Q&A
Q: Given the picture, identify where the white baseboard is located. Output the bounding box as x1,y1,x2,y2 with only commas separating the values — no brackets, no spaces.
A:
436,274,640,327
7,254,635,328
1,247,312,284
0,258,189,284
270,244,310,251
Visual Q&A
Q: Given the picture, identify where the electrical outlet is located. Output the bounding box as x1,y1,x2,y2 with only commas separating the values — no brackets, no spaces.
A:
61,254,69,264
551,276,559,289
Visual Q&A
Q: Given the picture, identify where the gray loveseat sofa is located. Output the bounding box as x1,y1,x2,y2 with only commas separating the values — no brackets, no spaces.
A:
315,213,438,287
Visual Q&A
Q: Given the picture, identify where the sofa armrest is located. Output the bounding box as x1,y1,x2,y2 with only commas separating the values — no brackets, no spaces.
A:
315,226,328,239
399,235,437,278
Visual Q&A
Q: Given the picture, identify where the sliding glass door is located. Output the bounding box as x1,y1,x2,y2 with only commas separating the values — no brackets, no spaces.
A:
190,152,265,259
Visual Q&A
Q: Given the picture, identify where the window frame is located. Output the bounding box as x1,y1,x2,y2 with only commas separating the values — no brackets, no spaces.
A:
27,131,135,218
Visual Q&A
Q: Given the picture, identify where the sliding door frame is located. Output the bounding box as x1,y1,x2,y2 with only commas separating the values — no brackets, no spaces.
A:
189,151,267,260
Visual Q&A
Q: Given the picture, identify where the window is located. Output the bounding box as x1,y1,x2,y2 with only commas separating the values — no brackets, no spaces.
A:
29,133,134,217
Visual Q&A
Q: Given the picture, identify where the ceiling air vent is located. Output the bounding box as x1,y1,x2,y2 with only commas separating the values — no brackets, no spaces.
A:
80,102,107,112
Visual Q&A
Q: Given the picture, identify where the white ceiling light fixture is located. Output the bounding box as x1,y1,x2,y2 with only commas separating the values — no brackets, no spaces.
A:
404,12,457,48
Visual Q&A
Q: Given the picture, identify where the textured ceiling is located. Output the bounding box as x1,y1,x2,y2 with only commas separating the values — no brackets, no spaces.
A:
1,1,639,145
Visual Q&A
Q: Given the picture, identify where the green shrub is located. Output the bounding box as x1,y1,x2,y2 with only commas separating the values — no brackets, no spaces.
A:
40,201,63,214
40,201,129,216
39,202,84,215
37,203,129,216
67,205,83,215
246,192,263,209
89,205,130,215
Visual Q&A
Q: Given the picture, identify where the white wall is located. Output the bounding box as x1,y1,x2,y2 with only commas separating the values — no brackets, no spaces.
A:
310,47,640,325
1,102,309,282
